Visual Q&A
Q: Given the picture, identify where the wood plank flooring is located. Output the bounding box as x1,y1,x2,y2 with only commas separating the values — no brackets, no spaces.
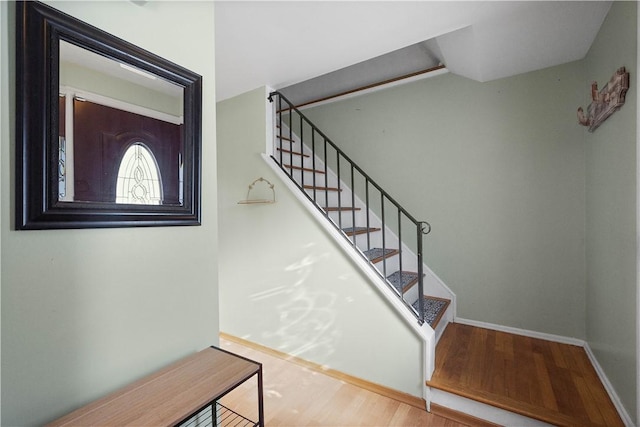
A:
218,337,468,427
427,323,624,426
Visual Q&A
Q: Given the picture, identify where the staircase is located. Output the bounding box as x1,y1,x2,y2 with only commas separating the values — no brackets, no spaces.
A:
267,91,455,348
264,93,628,426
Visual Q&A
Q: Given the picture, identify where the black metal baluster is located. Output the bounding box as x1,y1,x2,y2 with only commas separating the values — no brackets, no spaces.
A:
311,127,317,203
336,151,342,230
417,223,425,325
278,95,283,166
381,195,387,279
397,209,403,298
288,106,293,180
350,165,356,246
299,114,304,188
324,138,328,214
365,179,371,253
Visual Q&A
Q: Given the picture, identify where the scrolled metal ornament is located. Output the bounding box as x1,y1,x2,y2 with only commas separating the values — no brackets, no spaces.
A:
419,221,432,235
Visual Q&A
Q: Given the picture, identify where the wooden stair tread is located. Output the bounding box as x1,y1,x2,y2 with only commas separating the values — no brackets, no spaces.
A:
412,296,450,328
277,135,295,143
342,226,381,236
277,148,309,158
283,164,325,174
303,185,342,192
427,323,625,427
362,248,399,264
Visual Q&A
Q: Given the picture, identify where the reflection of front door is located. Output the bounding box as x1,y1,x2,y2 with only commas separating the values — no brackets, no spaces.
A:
115,143,163,205
72,99,182,204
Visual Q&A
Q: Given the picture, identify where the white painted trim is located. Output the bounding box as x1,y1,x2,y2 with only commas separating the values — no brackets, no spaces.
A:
584,343,635,427
296,67,450,112
265,86,275,158
454,317,585,347
62,94,75,201
59,85,183,125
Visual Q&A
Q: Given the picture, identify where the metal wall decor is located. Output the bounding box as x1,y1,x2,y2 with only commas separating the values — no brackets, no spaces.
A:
577,66,630,132
238,177,276,204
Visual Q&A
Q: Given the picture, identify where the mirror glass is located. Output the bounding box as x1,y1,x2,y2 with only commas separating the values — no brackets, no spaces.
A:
16,1,202,229
58,41,185,206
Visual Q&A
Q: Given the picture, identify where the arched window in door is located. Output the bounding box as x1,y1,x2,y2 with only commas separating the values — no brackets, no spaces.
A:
115,143,163,205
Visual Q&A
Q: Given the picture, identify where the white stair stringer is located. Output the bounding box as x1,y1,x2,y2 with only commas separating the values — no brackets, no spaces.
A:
263,151,436,405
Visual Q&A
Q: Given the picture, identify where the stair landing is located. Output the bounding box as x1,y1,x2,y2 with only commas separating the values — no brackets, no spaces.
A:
427,323,624,426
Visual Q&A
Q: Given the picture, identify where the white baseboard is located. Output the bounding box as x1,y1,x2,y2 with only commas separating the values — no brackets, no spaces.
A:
583,343,635,427
454,317,634,426
454,317,585,346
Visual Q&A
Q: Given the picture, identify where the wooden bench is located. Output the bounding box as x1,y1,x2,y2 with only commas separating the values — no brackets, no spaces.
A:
47,346,264,427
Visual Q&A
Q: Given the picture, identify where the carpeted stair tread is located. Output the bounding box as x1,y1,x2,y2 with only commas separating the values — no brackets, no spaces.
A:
412,296,450,328
387,271,419,293
362,248,399,263
342,227,381,236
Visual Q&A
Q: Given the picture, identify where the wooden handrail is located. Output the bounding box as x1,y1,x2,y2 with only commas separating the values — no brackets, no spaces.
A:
282,64,446,112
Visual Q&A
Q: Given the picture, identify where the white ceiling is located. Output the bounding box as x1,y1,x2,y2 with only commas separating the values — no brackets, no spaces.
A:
60,41,183,98
215,1,612,102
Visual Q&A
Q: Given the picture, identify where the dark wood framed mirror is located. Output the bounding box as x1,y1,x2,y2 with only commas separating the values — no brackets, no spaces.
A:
16,1,202,229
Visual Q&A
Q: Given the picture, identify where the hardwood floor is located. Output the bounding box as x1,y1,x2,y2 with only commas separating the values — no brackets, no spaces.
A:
218,336,468,427
427,323,625,426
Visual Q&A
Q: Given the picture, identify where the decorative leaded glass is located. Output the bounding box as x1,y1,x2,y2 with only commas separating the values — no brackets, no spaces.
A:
58,136,66,198
115,143,163,205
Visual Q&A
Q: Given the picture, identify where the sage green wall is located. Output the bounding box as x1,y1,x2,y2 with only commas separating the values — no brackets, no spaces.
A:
305,62,587,339
217,87,425,397
1,2,218,426
584,1,637,422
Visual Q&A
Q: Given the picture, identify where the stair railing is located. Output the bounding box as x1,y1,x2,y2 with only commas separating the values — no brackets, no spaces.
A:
268,91,431,326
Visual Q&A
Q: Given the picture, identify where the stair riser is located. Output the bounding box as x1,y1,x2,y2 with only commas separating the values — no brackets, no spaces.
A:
285,169,338,188
403,284,420,305
345,232,385,251
434,306,453,342
275,140,297,153
326,210,366,229
305,190,362,209
370,257,401,278
429,389,553,427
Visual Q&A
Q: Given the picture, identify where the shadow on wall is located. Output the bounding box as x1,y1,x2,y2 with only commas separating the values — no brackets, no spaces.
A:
250,242,341,362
